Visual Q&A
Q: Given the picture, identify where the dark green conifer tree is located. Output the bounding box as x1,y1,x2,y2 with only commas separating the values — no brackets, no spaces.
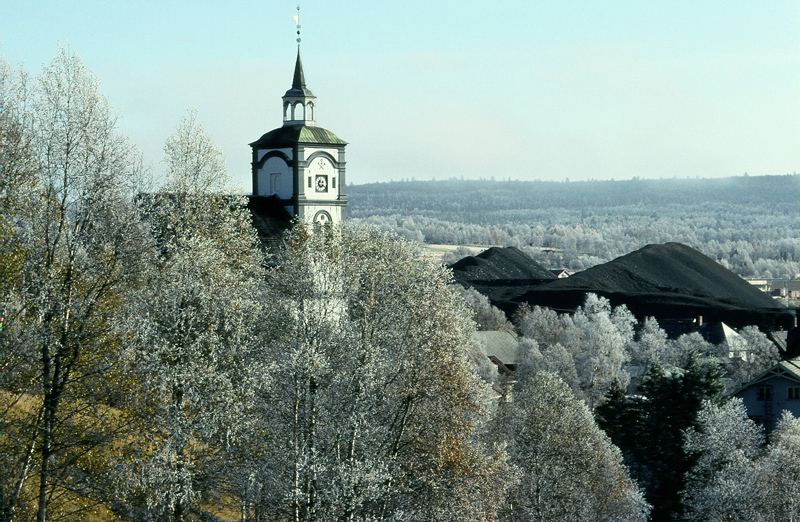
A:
596,356,725,520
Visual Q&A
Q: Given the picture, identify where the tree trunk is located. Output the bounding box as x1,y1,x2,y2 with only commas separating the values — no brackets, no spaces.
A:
293,373,301,522
6,408,42,522
306,376,317,521
379,396,413,521
36,393,58,522
173,384,186,522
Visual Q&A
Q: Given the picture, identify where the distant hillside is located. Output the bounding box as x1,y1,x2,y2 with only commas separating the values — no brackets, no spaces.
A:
348,175,798,218
348,175,800,280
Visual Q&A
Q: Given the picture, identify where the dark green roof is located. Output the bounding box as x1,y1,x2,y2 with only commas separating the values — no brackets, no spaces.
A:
250,125,347,149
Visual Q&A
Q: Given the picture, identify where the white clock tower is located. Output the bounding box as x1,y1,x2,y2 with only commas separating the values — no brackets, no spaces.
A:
250,50,348,225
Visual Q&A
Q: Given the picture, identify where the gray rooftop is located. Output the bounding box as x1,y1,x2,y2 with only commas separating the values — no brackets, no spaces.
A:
474,330,520,366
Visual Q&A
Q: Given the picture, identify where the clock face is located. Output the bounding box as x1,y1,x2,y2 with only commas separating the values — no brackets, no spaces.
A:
315,175,328,192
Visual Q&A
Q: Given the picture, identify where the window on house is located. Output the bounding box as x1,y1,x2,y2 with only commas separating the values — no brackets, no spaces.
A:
788,387,800,400
757,387,772,401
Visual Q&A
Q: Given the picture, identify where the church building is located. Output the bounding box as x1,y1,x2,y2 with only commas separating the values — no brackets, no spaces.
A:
249,50,348,226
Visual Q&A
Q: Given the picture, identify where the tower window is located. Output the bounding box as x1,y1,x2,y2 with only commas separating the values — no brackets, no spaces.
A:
270,173,281,193
308,177,312,188
332,177,336,189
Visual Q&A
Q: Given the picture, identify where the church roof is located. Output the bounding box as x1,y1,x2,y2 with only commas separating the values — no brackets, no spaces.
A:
247,195,293,240
250,125,347,149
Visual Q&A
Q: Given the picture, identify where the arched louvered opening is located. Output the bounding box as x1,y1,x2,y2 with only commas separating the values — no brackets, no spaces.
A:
293,101,305,120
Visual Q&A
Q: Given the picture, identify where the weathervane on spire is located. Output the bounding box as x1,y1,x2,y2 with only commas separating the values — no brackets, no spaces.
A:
293,5,301,47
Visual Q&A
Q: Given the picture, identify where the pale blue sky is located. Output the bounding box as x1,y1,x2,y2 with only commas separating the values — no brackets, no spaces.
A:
1,1,797,190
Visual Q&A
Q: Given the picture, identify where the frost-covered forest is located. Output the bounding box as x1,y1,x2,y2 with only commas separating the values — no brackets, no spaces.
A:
462,287,796,520
348,176,800,278
2,49,799,522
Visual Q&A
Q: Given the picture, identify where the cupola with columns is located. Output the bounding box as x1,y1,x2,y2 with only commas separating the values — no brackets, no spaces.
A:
282,52,316,126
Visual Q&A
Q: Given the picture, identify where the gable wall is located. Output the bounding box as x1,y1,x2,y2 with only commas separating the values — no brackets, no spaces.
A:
736,375,800,431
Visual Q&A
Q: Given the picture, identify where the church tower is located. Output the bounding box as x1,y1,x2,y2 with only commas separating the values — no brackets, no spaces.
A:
250,48,348,225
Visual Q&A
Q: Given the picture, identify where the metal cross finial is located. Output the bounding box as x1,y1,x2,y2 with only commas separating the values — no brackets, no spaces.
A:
294,5,301,46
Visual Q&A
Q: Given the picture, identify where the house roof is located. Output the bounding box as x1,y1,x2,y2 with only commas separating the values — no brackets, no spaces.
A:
731,358,800,396
489,356,516,378
769,330,788,352
718,322,741,347
474,330,519,366
250,125,347,149
656,319,742,346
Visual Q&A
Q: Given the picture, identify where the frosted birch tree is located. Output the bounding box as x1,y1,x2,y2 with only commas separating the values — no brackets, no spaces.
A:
683,403,800,522
117,110,268,521
458,286,514,332
631,317,679,371
755,412,800,522
247,225,512,522
514,338,583,400
500,372,649,522
726,325,781,384
516,294,634,408
570,294,635,408
682,398,764,521
0,48,148,522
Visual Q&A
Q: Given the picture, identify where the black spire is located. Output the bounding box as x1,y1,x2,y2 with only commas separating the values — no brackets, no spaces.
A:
292,49,306,89
284,48,314,97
